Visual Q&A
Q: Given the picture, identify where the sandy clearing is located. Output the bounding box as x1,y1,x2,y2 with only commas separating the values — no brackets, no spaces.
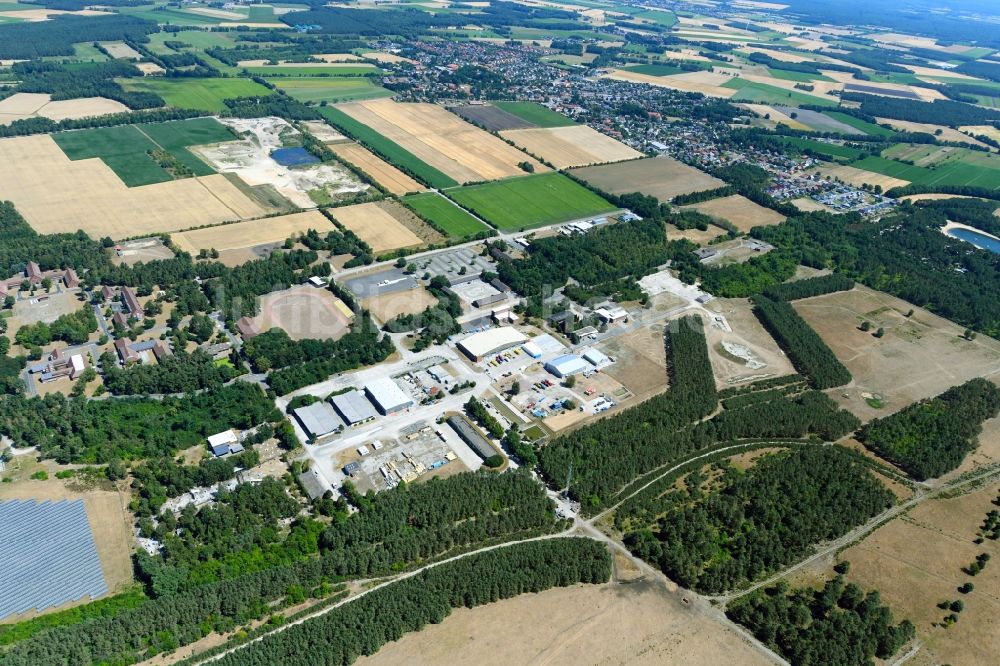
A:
500,125,642,169
250,284,353,341
362,287,437,322
0,134,267,239
329,141,423,195
705,297,797,386
357,581,773,666
328,200,424,253
602,69,737,97
171,210,331,254
875,118,990,147
135,62,165,76
681,194,785,232
739,103,811,131
813,164,910,190
337,99,546,183
99,41,141,60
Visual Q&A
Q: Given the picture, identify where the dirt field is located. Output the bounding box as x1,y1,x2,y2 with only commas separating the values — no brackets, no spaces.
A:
329,141,424,195
361,286,437,322
357,579,774,666
170,210,333,256
793,285,1000,425
328,200,429,253
500,125,643,169
452,103,535,131
705,297,797,387
0,134,268,239
813,163,910,190
0,463,134,609
600,323,669,401
336,99,547,183
99,41,141,60
602,69,738,98
681,194,785,232
823,481,1000,666
0,93,129,126
571,156,724,202
667,223,727,245
250,284,353,341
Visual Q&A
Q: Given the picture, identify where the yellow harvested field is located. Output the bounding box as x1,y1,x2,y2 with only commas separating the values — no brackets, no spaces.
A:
899,193,984,203
0,8,106,20
681,194,785,232
961,125,1000,143
336,99,546,183
736,46,814,63
328,200,424,253
739,103,810,131
814,163,910,190
499,125,642,169
329,141,424,195
183,6,246,19
602,69,736,98
0,134,267,239
0,93,129,125
361,52,416,64
866,32,972,54
875,118,989,147
902,63,981,81
171,210,332,254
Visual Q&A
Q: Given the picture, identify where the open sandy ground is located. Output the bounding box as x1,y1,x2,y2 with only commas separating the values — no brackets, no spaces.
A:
705,297,797,387
500,125,642,169
362,287,438,323
170,210,333,255
329,141,424,195
0,134,267,239
357,580,774,666
250,284,352,341
327,200,426,253
681,194,785,232
336,99,547,183
0,92,129,125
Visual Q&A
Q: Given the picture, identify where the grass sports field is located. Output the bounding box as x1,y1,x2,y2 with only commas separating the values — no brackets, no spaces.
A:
853,155,1000,189
318,106,458,190
492,101,576,127
404,192,489,238
270,77,391,103
52,118,231,186
446,172,616,231
118,77,273,112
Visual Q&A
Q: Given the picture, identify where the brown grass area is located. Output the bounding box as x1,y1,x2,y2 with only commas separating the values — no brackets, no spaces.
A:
328,200,428,253
666,223,727,245
705,297,797,387
0,135,267,239
170,210,332,255
336,99,546,183
600,324,668,401
571,156,724,202
813,163,910,190
681,194,785,232
362,286,437,322
833,481,1000,666
356,580,773,666
329,141,423,195
792,285,1000,428
500,125,642,169
250,284,353,341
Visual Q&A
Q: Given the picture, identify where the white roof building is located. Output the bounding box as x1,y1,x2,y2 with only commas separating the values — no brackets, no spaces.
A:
457,327,528,361
545,354,590,378
582,348,611,367
364,377,414,415
208,430,239,456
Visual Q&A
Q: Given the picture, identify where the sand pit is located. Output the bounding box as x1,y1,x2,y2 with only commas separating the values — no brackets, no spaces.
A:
0,134,268,239
192,117,369,208
357,580,774,666
135,62,165,76
814,164,910,190
500,125,642,169
170,210,333,255
328,200,426,253
602,68,738,97
571,156,724,202
681,194,785,232
250,284,353,341
336,99,547,183
329,141,423,195
0,93,129,126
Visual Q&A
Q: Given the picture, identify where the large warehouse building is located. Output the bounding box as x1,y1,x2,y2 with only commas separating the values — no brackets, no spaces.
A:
331,390,378,426
545,354,590,378
364,377,414,415
293,401,344,440
457,326,528,362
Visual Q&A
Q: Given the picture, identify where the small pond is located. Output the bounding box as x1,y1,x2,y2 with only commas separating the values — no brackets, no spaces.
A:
271,147,320,167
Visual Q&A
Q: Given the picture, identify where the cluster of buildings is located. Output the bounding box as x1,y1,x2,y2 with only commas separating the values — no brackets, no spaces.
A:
292,376,416,441
1,262,80,300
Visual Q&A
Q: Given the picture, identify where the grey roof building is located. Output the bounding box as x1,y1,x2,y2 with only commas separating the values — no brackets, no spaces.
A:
293,401,344,439
331,390,378,425
447,415,497,461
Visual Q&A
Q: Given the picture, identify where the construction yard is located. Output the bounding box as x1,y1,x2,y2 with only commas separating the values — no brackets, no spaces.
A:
570,156,725,201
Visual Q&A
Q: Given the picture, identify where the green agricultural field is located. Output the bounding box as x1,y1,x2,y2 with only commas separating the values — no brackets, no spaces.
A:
318,106,458,189
622,63,685,77
270,77,391,103
446,172,617,231
492,101,576,127
119,77,272,112
823,111,896,137
246,65,382,76
145,29,239,54
853,155,1000,189
52,118,230,186
780,137,864,160
767,68,835,83
723,78,837,107
404,192,489,238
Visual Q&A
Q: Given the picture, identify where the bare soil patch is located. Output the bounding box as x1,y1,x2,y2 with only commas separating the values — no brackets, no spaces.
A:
362,286,437,322
249,284,353,341
705,297,796,387
500,125,642,169
600,324,668,401
452,103,535,131
571,155,724,202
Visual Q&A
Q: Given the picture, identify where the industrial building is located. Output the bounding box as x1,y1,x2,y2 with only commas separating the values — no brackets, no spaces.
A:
208,430,243,457
594,305,627,324
293,401,344,439
582,348,612,368
364,377,414,415
446,415,497,461
545,354,590,378
331,390,378,425
522,341,543,359
457,326,528,362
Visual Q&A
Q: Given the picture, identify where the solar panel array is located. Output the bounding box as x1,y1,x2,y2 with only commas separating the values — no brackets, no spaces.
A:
0,499,108,620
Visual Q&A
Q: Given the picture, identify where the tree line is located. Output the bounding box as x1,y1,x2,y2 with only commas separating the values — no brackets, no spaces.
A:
762,273,855,302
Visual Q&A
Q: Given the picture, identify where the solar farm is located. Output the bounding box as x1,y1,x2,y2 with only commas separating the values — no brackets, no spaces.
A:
0,499,108,620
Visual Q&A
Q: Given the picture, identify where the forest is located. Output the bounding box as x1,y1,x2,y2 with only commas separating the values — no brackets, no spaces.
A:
12,60,163,110
131,447,261,517
207,538,611,666
728,576,916,665
623,447,894,593
0,383,279,463
841,92,1000,126
751,295,852,389
762,273,855,302
0,14,156,59
859,378,1000,480
100,349,240,396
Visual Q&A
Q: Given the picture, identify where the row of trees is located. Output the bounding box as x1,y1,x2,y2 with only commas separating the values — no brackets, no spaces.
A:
751,295,852,389
624,447,894,593
859,378,1000,480
762,273,855,302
